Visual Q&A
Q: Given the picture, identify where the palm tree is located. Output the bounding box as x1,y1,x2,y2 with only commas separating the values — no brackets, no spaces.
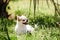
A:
28,0,32,17
33,0,36,26
50,0,60,16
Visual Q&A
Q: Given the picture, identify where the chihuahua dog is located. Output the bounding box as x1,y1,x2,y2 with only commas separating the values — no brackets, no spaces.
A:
15,15,34,36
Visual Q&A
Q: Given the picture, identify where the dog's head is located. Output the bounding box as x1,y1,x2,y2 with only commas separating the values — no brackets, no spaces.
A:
17,15,28,24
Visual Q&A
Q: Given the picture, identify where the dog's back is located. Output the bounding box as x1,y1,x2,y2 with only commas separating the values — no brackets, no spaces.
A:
26,25,34,33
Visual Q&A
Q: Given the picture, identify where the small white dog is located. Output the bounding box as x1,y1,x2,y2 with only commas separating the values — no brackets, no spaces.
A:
15,15,34,36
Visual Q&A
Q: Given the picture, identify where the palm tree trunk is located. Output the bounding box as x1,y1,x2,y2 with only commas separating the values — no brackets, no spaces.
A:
28,0,32,17
33,0,36,24
51,0,60,16
46,0,49,8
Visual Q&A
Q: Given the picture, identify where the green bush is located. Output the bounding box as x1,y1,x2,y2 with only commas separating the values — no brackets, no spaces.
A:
28,15,58,27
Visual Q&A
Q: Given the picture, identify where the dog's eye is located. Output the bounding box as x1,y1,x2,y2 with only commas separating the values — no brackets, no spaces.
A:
23,20,25,21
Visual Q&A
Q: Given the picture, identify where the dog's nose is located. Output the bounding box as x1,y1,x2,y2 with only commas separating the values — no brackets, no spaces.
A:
26,19,28,22
22,19,28,24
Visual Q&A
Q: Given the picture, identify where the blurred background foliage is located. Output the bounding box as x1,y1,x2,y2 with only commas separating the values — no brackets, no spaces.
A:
0,0,60,40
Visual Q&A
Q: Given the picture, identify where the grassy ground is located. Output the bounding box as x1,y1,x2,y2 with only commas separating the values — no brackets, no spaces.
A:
5,0,60,40
9,25,60,40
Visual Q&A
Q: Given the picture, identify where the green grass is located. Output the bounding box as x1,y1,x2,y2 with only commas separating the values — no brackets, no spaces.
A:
4,0,60,40
9,25,60,40
0,17,60,40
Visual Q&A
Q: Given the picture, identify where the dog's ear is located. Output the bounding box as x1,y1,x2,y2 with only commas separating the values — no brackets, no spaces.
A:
17,16,22,21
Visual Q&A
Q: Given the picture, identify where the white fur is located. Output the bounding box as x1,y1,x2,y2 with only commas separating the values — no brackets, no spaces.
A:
15,15,34,36
26,24,34,33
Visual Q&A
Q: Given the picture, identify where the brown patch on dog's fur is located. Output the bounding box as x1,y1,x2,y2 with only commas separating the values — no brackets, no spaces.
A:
17,16,22,21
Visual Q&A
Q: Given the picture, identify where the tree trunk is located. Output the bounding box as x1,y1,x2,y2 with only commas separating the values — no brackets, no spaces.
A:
0,0,10,40
33,0,36,27
0,0,10,18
